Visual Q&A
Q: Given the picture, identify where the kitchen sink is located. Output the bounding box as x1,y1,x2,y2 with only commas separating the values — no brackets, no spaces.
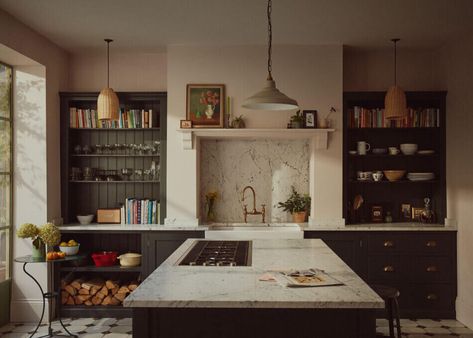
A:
205,223,303,239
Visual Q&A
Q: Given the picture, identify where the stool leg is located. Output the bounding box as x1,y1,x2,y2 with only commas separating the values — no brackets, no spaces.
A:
386,298,395,338
394,298,402,338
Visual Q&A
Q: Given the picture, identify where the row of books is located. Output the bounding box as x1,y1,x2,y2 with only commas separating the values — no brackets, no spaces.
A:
348,107,440,128
69,108,155,129
121,198,160,224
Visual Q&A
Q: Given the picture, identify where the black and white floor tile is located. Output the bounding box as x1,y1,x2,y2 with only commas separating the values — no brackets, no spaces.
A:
0,317,472,337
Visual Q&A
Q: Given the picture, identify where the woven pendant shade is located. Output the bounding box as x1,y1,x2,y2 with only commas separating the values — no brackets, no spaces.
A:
97,87,119,120
385,85,407,120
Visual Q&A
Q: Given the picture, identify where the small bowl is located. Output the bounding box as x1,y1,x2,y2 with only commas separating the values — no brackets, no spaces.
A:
383,170,406,182
349,150,357,155
77,214,94,225
372,148,387,155
400,143,418,155
59,244,80,256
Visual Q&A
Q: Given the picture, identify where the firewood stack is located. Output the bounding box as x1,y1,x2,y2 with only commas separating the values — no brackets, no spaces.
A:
61,277,139,306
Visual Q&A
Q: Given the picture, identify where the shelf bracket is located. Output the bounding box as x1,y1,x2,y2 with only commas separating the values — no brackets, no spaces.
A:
180,129,193,150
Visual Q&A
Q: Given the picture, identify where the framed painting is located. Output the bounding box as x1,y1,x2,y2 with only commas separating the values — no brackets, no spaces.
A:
303,110,317,128
186,84,225,128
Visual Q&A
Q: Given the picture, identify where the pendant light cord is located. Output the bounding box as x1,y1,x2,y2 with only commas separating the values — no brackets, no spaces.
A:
267,0,273,81
105,38,113,88
392,38,399,86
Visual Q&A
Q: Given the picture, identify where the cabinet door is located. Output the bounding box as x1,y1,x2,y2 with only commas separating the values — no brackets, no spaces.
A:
304,232,364,277
143,231,204,278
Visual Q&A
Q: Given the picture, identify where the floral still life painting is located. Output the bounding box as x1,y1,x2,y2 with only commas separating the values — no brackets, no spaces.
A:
186,84,225,128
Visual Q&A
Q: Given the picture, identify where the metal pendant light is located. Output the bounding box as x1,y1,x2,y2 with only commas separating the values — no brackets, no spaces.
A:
97,38,119,121
242,0,298,111
384,38,407,120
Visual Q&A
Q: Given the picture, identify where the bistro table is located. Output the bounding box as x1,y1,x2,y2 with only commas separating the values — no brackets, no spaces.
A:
15,254,86,338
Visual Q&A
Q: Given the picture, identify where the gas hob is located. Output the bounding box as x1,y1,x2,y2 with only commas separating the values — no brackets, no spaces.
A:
178,240,251,266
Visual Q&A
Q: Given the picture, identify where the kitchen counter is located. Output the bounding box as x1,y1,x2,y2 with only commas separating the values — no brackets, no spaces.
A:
303,222,457,231
125,239,383,338
59,224,208,232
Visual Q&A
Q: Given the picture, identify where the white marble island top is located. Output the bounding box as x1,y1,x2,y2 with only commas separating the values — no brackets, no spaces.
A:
124,239,384,309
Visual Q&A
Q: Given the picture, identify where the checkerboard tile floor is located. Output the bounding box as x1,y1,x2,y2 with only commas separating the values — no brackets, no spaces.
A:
0,318,472,337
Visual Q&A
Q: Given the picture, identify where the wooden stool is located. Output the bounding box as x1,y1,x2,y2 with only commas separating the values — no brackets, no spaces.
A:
372,285,402,338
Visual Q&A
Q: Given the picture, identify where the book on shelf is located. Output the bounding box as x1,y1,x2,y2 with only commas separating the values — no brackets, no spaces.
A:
70,107,155,129
122,198,160,224
347,106,440,128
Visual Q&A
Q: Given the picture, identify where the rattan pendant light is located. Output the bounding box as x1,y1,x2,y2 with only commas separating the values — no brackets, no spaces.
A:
242,0,298,110
384,39,407,120
97,39,119,121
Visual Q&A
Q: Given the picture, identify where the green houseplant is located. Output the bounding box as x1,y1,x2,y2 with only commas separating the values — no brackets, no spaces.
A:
290,110,304,129
277,186,311,223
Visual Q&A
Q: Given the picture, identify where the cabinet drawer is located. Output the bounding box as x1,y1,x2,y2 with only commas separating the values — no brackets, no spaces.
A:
368,234,406,253
367,255,402,282
408,284,454,313
408,233,453,254
408,256,452,283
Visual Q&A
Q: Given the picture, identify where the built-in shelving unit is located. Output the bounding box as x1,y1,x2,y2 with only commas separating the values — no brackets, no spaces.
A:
343,91,446,225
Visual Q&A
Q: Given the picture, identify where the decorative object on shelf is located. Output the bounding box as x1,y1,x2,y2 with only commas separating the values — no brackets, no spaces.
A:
357,171,373,181
76,214,94,225
418,149,435,155
372,171,384,182
39,222,62,252
348,150,357,155
400,143,418,155
180,120,192,129
384,38,407,121
357,141,371,155
92,251,118,267
205,191,218,222
407,172,435,181
319,107,336,128
384,170,406,182
97,39,119,121
225,96,233,128
388,147,400,155
420,197,435,223
411,207,423,221
289,110,304,129
401,203,411,220
187,84,225,128
17,223,45,259
372,148,387,155
385,211,393,223
371,205,383,223
241,0,298,111
277,186,311,223
349,194,364,223
59,239,80,256
118,253,142,267
97,208,121,224
303,110,317,128
231,115,246,128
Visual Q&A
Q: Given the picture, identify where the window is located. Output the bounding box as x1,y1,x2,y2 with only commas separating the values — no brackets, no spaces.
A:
0,62,12,282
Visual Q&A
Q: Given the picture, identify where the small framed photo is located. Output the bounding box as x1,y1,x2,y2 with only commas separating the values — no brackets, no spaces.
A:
371,205,383,223
412,207,423,221
180,120,192,129
401,203,411,220
186,84,225,128
303,110,318,128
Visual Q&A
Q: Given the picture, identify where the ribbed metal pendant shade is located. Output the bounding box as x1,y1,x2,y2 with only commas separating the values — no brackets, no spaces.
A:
242,0,298,111
98,39,119,121
384,39,407,120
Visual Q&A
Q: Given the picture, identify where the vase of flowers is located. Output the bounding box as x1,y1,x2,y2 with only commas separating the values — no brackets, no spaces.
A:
277,186,311,223
17,223,45,259
39,222,62,252
200,91,220,119
205,191,218,222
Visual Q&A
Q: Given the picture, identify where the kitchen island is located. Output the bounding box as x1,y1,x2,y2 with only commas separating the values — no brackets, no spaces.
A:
124,239,384,337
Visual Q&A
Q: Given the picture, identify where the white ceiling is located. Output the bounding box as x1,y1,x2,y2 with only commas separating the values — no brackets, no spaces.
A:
0,0,472,53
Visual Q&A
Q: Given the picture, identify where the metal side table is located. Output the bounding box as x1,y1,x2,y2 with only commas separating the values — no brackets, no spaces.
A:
15,254,85,338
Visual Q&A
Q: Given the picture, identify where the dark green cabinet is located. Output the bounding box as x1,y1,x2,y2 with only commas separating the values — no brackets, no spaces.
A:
304,230,457,318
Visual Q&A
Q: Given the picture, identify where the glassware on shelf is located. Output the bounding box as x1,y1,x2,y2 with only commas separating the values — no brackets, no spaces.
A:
103,144,111,154
82,145,92,154
143,169,151,181
153,141,161,154
95,144,103,154
70,167,82,180
121,168,133,181
74,145,82,154
134,169,143,181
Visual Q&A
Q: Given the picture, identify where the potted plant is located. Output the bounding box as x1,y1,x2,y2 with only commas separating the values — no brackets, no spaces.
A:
39,222,62,251
277,186,311,223
231,115,245,128
17,223,44,259
289,110,304,129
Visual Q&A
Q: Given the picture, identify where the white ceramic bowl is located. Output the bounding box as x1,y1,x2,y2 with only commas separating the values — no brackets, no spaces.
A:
118,253,142,267
59,244,80,256
77,214,94,225
400,143,418,155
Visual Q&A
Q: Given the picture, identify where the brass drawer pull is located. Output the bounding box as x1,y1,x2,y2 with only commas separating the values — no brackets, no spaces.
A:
383,240,394,248
426,240,438,247
426,266,438,272
426,293,438,301
383,265,395,272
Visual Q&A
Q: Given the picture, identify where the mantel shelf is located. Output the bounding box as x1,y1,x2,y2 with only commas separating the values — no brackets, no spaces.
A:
176,128,335,150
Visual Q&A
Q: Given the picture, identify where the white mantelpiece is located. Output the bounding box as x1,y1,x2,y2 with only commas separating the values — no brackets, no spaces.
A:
176,128,335,150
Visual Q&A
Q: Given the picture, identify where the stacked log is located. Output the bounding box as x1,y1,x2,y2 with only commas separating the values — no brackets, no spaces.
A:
61,278,139,306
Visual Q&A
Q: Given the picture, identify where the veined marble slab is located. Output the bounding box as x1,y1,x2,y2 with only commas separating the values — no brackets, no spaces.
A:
59,224,208,232
123,239,384,309
303,223,457,231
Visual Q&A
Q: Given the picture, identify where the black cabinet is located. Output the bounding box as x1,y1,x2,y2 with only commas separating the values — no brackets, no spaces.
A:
142,231,204,278
304,230,457,318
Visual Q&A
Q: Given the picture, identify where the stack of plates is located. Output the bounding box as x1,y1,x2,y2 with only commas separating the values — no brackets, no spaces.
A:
418,150,435,155
407,172,435,181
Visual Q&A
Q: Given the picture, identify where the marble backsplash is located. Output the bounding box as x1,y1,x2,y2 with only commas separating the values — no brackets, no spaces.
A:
200,139,310,223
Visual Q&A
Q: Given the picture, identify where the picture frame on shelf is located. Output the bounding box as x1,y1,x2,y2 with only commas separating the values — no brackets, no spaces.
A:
303,110,317,128
371,205,383,223
186,84,225,128
180,120,192,129
401,203,411,220
412,207,423,221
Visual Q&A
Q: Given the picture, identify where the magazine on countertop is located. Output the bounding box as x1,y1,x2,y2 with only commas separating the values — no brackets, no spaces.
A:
272,268,344,288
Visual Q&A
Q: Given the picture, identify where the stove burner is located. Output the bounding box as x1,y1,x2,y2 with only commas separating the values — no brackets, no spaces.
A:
179,240,250,266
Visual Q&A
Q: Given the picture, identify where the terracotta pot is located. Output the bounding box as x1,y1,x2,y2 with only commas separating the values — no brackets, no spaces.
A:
292,211,306,223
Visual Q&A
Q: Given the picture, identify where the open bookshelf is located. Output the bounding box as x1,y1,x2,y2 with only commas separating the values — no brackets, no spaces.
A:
343,91,446,225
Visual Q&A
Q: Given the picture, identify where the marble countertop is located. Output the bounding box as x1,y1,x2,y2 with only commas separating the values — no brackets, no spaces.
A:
123,238,384,309
303,222,457,231
59,224,208,231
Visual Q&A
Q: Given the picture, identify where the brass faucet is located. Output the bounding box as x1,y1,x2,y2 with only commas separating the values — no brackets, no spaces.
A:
242,185,266,223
